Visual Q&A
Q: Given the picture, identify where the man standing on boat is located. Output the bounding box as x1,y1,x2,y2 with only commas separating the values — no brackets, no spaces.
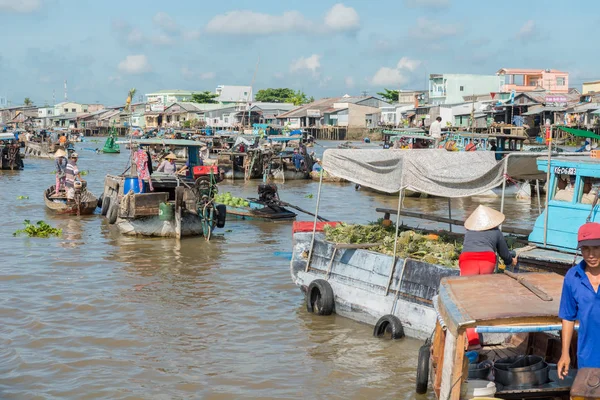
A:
429,116,442,148
53,149,68,196
558,222,600,378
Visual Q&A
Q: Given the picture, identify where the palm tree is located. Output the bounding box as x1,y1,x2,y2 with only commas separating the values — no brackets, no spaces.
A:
24,97,33,106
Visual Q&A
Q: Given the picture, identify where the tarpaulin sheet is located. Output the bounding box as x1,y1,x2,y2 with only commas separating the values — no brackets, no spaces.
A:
322,149,544,197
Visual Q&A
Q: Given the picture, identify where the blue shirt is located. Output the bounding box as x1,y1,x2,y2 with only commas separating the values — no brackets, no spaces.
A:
559,260,600,368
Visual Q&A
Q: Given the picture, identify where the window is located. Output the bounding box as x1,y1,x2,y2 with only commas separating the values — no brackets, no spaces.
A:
460,86,464,91
579,177,600,204
224,117,229,123
557,77,566,86
64,108,68,112
71,108,76,112
553,173,577,202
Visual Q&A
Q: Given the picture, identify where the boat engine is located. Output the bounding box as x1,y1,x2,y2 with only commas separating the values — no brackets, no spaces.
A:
258,183,279,204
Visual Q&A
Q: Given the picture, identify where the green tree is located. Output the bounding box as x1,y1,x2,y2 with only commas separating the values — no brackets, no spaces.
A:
23,97,33,106
255,88,296,103
191,91,219,104
376,89,399,103
290,90,312,106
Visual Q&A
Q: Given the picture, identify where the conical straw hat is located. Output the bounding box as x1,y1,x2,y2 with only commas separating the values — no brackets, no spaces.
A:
464,205,505,231
54,149,67,158
165,153,177,160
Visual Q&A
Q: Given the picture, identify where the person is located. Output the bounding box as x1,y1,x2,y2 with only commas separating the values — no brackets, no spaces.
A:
429,116,442,147
156,153,178,174
459,205,517,276
558,222,600,378
65,152,81,201
312,159,322,172
134,145,154,191
54,149,68,196
239,143,246,153
292,149,304,171
59,134,67,146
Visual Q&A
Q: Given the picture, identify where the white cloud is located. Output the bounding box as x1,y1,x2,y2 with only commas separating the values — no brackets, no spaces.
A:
151,34,174,46
205,4,359,35
397,57,421,72
409,17,460,41
371,67,408,87
290,54,321,76
517,20,536,40
0,0,42,12
345,76,355,88
118,55,151,74
153,12,179,33
126,28,145,46
404,0,450,7
181,66,215,81
206,10,307,35
324,3,360,32
371,57,422,87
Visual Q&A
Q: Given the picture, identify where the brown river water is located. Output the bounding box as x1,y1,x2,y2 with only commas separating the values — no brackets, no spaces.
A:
0,139,540,399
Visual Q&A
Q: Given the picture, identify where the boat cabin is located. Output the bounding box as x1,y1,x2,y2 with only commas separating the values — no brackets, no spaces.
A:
529,155,600,252
382,128,427,147
428,273,575,400
444,132,526,155
389,133,435,149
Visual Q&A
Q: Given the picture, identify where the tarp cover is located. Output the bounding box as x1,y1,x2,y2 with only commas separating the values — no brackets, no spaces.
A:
322,149,544,197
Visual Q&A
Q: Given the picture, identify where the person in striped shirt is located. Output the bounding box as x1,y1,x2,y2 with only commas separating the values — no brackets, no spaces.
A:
65,152,81,201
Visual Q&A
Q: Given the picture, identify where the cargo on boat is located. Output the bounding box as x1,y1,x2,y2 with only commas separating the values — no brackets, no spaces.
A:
0,133,24,170
217,184,296,221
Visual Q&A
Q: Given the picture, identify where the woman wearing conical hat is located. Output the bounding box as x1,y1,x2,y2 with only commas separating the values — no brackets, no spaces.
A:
459,205,517,276
53,149,68,196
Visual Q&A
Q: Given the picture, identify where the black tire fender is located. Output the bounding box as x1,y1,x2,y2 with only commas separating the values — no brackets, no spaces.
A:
306,279,334,315
373,314,405,340
107,202,118,224
416,343,431,394
215,204,226,228
101,195,111,216
97,193,104,209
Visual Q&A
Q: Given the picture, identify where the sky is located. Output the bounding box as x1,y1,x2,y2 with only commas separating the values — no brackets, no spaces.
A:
0,0,599,106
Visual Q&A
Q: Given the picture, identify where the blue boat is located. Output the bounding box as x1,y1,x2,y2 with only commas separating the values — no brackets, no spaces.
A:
519,154,600,271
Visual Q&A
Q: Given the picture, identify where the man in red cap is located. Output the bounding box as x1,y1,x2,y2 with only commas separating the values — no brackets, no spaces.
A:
558,222,600,378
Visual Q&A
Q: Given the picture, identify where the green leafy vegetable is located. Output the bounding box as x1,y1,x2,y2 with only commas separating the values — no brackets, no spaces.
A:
13,220,62,238
17,196,29,200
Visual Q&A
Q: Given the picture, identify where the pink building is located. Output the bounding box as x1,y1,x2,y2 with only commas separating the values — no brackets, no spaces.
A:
497,68,569,93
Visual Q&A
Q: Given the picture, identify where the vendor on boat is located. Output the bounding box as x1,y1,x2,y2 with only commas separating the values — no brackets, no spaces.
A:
459,205,517,276
65,152,81,202
54,149,68,196
558,222,600,378
292,149,304,172
156,153,187,175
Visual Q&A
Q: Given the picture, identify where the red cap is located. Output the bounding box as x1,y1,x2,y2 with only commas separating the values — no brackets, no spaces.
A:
578,222,600,247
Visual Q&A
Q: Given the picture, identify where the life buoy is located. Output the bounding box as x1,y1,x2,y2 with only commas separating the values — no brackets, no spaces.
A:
107,202,118,224
101,195,111,216
306,279,334,315
416,342,431,394
373,314,404,339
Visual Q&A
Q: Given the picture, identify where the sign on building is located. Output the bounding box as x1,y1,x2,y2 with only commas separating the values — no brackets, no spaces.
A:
306,109,321,117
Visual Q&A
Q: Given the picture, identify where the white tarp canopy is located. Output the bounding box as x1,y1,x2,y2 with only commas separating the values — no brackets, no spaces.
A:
322,149,545,198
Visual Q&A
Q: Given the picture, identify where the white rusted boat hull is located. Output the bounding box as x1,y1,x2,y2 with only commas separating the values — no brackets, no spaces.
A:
290,232,458,340
270,169,309,181
116,214,203,237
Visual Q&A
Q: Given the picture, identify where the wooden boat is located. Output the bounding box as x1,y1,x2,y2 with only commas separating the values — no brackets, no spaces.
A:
25,140,74,159
290,222,459,340
310,170,347,183
0,133,24,170
44,184,98,215
423,272,575,399
102,139,226,239
225,200,296,221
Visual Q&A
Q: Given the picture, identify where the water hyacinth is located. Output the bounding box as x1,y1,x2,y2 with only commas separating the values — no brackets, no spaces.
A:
13,220,62,238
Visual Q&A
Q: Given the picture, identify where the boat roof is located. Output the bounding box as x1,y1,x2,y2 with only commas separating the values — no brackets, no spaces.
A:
390,134,435,141
538,154,600,166
116,139,207,147
449,132,527,140
267,136,301,142
557,126,600,141
0,133,16,140
436,273,563,334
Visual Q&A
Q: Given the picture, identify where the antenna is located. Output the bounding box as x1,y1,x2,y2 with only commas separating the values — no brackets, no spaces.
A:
64,80,68,101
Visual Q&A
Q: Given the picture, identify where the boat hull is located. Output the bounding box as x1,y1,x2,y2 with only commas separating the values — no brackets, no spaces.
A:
290,231,459,340
116,213,206,237
310,171,347,183
44,186,98,215
225,201,296,221
270,169,309,181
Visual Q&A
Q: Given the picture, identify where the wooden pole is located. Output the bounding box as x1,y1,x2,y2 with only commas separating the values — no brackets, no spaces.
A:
385,188,404,296
543,126,552,246
305,170,324,273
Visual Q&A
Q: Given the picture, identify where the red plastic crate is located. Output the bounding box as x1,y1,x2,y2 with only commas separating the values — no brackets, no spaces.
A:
193,165,219,178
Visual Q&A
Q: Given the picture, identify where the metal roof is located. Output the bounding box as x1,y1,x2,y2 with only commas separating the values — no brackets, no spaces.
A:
116,138,208,147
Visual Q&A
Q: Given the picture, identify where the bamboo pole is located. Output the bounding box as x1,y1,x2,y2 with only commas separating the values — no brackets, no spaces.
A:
385,188,404,296
543,126,553,246
305,171,324,273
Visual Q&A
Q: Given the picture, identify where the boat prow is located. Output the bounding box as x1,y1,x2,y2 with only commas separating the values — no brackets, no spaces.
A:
44,185,98,215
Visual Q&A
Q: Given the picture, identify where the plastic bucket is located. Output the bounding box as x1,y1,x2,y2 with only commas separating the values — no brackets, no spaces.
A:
159,203,174,221
123,177,144,194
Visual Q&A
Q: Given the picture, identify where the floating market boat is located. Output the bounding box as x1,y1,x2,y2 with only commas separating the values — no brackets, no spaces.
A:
102,139,226,239
217,184,296,221
290,148,571,340
24,139,74,159
0,133,24,170
422,272,575,399
44,183,98,215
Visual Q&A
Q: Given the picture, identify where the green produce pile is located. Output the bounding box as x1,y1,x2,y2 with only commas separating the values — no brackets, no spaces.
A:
324,222,462,268
214,192,250,208
13,220,62,238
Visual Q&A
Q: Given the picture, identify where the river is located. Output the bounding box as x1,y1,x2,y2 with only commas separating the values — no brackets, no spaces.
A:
0,139,540,399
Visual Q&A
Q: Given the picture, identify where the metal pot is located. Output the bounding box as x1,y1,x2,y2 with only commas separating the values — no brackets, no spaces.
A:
494,356,549,387
469,361,493,380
